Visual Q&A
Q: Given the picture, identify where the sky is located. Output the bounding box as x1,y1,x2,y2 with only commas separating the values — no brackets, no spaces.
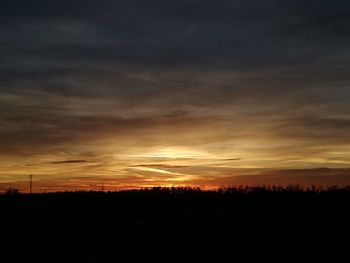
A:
1,0,350,192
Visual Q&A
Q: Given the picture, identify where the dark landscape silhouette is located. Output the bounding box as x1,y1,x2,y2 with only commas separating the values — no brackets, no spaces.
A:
1,186,349,262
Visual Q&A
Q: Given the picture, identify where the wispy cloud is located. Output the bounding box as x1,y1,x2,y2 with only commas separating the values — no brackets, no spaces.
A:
133,164,189,169
49,160,88,165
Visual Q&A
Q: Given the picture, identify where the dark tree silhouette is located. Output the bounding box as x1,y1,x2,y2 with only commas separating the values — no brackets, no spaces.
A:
3,187,19,195
0,186,349,262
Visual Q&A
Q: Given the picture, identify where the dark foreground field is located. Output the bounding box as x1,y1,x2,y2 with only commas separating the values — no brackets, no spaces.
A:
1,187,350,262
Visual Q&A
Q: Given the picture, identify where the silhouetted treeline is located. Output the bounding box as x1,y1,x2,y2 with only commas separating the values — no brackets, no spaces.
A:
4,184,350,196
1,186,349,262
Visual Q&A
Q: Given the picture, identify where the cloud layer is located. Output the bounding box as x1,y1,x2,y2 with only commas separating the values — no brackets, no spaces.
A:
1,0,350,191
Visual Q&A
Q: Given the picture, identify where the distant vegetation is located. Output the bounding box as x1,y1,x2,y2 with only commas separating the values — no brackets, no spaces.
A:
2,184,350,195
2,187,19,195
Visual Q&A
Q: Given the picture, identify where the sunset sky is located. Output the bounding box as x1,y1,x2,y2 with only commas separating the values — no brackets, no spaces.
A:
1,0,350,192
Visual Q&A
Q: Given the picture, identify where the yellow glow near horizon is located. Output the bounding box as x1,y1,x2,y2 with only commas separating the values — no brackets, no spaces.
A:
132,167,173,174
120,147,209,159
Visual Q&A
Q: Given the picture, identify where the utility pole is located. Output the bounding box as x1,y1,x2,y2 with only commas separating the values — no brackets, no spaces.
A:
29,174,33,194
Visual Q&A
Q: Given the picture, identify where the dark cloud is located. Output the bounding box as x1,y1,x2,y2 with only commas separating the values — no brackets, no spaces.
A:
1,0,350,71
50,160,88,164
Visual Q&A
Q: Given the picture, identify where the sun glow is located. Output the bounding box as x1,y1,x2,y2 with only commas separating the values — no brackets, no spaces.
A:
132,167,173,174
140,148,208,159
